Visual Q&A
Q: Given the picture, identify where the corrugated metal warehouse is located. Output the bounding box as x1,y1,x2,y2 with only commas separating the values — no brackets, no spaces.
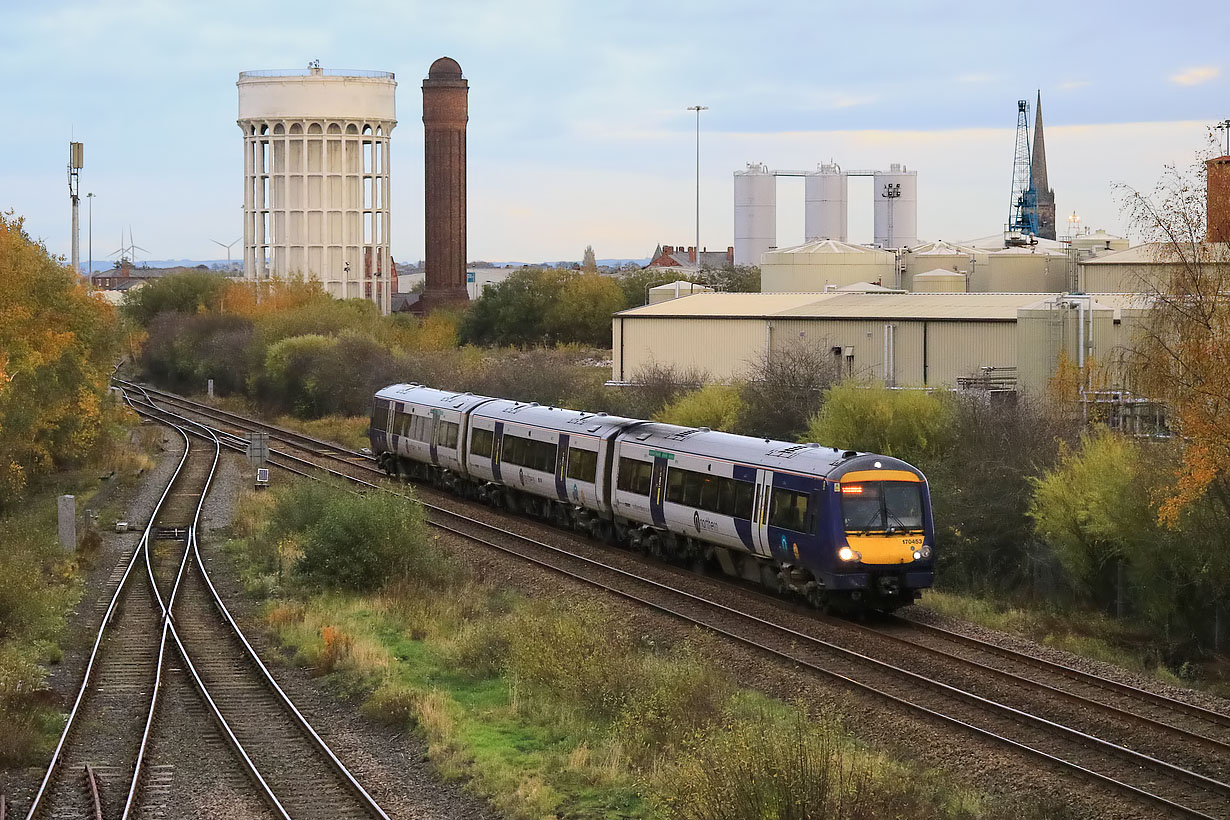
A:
612,291,1145,395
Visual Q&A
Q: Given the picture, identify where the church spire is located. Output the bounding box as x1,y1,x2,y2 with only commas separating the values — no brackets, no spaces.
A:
1029,90,1057,239
1031,90,1049,195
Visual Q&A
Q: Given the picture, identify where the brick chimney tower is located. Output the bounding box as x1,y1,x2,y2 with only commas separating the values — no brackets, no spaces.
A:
422,57,469,308
1207,155,1230,243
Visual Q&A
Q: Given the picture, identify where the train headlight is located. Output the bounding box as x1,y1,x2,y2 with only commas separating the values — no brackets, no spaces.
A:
838,546,861,562
912,545,933,561
913,550,922,561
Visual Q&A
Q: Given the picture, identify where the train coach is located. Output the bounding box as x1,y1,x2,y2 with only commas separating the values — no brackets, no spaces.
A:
371,383,935,612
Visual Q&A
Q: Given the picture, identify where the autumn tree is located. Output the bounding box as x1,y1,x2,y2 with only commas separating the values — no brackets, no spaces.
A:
458,267,624,347
0,212,125,504
1118,153,1230,522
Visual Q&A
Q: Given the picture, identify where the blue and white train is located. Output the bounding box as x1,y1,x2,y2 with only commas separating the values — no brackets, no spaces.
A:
371,384,935,611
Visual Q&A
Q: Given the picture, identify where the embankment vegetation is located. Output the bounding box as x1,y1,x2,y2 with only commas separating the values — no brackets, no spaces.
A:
228,480,1067,820
0,210,141,764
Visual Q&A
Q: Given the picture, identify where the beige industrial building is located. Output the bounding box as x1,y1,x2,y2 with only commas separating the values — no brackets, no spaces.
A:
611,291,1147,397
648,280,713,304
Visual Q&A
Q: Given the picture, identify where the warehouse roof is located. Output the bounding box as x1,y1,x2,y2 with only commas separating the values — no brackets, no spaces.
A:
615,291,1057,321
765,238,895,258
962,233,1068,252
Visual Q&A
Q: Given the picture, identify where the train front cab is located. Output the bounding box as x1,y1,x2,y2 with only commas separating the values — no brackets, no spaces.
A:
817,455,935,610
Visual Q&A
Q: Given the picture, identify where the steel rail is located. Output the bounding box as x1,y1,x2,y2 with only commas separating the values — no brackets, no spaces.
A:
121,420,195,820
123,387,391,820
122,392,1228,819
23,404,194,820
718,583,1230,757
118,411,293,820
891,615,1230,731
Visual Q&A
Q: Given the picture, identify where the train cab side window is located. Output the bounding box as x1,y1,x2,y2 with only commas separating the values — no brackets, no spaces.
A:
733,480,755,519
371,401,388,432
471,427,494,458
769,488,810,533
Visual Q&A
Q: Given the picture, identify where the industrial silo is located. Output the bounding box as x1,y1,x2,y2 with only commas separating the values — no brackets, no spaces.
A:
872,163,918,248
760,239,896,292
734,163,776,267
804,163,848,242
983,246,1066,292
237,64,397,313
902,240,984,291
911,269,967,293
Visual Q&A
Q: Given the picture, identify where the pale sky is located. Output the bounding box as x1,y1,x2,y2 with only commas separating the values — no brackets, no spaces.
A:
2,0,1226,265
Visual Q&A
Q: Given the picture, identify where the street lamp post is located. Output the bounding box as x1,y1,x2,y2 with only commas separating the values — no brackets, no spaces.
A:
687,105,707,270
86,193,94,279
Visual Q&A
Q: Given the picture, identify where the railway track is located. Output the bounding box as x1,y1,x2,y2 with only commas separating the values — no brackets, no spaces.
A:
21,386,391,820
118,381,1230,819
22,421,193,820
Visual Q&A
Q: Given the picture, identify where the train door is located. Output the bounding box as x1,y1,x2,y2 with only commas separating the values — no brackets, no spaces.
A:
751,470,774,557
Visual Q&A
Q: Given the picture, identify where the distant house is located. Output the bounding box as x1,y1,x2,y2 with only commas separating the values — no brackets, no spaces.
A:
89,261,227,291
644,244,735,270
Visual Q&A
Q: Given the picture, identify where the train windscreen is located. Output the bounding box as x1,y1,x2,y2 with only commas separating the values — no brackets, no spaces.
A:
840,481,924,533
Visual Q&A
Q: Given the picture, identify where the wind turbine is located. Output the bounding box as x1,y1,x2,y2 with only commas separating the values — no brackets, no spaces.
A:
127,228,149,263
210,237,241,268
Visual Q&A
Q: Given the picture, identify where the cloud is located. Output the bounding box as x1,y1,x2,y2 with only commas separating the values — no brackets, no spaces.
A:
1060,80,1091,90
1169,66,1220,86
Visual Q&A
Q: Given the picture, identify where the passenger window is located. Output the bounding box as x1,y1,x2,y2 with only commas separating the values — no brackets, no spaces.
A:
566,447,597,483
698,477,721,513
471,428,493,458
665,467,684,503
769,488,810,533
682,472,702,506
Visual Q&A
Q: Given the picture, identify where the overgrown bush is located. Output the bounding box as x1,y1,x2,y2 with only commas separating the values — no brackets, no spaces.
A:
254,480,444,592
656,708,874,820
738,342,842,441
654,384,745,431
504,601,638,718
459,268,624,347
121,269,229,324
804,382,955,464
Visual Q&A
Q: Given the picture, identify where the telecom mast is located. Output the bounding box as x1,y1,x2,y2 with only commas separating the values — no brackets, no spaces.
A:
68,142,83,275
1007,100,1037,239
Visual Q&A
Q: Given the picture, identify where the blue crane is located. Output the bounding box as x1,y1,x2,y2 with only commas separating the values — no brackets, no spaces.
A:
1007,99,1038,238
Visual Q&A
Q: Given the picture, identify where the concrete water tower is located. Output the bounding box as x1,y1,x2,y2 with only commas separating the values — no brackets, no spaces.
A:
237,62,397,313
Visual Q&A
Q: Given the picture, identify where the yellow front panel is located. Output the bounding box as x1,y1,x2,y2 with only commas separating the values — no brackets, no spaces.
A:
839,469,920,484
844,534,925,565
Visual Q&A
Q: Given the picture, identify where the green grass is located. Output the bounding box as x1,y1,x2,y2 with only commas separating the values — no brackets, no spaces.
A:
226,481,1073,820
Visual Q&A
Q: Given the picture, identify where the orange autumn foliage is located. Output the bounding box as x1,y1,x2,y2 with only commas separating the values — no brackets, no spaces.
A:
1119,158,1230,524
0,211,126,503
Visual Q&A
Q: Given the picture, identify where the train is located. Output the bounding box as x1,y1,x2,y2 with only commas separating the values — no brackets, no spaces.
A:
370,384,935,612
